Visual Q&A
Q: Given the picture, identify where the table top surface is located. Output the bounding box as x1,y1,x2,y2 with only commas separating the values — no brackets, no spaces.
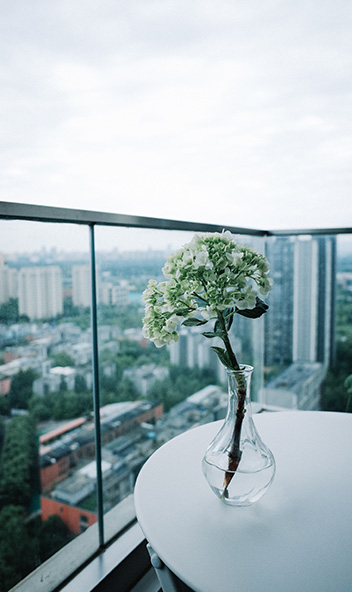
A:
134,411,352,592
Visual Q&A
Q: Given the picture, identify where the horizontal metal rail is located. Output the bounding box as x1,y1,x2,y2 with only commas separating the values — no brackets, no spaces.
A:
266,226,352,236
2,201,351,237
0,201,265,236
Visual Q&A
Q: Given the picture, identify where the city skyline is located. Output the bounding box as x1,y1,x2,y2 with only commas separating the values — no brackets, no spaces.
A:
1,217,352,257
0,218,197,255
1,233,339,393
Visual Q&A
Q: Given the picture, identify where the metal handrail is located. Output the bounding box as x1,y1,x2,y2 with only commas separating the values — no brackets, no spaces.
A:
1,200,351,236
0,201,266,235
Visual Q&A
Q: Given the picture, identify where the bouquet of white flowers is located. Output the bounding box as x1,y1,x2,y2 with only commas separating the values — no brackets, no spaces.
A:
142,230,272,372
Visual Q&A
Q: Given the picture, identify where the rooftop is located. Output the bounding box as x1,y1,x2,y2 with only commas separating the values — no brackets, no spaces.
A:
266,362,324,393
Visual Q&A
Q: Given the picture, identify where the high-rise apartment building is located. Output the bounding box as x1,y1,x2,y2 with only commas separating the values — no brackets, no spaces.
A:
72,264,91,308
264,237,294,369
265,235,336,371
293,236,336,367
262,235,336,410
0,253,18,304
18,266,63,320
316,236,336,367
292,237,319,362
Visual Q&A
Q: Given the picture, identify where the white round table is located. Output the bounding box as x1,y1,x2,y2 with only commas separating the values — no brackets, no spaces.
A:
134,411,352,592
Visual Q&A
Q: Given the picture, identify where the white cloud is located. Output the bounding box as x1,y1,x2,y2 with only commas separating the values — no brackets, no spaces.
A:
1,0,352,232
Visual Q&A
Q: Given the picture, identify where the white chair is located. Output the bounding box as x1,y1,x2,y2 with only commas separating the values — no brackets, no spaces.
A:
147,544,194,592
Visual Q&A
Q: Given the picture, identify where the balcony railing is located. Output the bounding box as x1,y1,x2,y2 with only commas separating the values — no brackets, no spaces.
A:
0,200,351,592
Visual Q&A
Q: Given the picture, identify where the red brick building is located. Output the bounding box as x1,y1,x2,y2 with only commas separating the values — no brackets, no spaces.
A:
39,401,163,492
41,497,97,535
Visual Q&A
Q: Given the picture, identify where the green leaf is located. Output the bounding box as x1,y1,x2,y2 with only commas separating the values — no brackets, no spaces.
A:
236,297,269,319
202,331,219,338
210,346,233,369
182,318,208,327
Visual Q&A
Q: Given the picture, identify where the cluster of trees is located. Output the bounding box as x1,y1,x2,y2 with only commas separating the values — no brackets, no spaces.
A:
0,366,94,422
4,368,37,412
0,415,37,508
0,505,36,591
0,368,38,416
61,299,145,332
98,302,145,331
148,366,218,412
0,298,29,325
0,415,72,591
323,284,352,413
99,256,164,285
0,506,72,592
323,340,352,412
0,417,38,587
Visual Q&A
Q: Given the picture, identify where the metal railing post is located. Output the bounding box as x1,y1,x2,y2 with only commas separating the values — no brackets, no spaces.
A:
89,223,105,547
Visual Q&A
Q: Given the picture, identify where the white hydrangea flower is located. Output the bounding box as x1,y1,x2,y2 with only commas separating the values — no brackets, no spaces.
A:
142,231,273,367
194,249,213,269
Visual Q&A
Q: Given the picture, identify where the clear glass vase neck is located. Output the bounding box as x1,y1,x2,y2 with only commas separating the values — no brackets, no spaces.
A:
226,365,254,409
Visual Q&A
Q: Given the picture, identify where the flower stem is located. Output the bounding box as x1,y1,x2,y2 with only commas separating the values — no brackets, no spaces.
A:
215,313,247,498
217,312,240,371
222,372,247,497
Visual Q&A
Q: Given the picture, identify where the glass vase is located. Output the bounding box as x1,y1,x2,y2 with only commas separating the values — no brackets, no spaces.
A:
202,365,276,506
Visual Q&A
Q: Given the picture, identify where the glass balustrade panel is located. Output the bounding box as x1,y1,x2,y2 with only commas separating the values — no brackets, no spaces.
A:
0,219,98,591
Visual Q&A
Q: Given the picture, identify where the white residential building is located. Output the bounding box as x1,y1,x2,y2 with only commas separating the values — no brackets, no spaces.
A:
100,281,129,307
265,235,336,372
293,238,319,362
293,236,336,367
72,264,91,308
18,265,63,320
0,254,18,304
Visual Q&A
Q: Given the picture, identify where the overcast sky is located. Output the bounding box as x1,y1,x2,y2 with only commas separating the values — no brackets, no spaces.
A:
1,0,352,233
